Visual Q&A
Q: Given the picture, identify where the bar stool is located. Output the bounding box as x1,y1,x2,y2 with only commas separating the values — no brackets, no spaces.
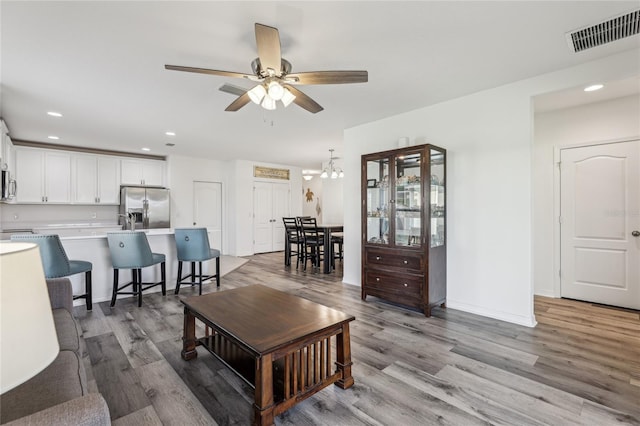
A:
174,228,220,295
106,231,166,307
11,234,93,310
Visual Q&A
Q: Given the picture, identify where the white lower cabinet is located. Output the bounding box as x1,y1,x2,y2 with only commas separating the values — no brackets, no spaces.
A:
16,148,71,203
73,154,120,204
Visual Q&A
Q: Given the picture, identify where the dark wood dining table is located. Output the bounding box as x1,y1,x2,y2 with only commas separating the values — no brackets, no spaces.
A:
318,224,344,274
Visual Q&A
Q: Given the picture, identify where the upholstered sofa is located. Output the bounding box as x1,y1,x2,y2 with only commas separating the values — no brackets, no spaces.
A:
0,278,110,425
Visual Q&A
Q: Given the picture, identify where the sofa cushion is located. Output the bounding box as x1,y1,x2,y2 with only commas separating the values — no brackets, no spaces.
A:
52,308,81,353
0,350,87,424
3,394,110,426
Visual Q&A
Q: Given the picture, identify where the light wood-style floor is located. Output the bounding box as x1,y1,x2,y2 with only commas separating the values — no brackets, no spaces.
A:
74,252,640,425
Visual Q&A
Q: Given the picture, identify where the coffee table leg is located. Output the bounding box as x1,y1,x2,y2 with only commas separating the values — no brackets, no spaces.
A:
254,353,275,426
182,307,198,361
335,323,355,389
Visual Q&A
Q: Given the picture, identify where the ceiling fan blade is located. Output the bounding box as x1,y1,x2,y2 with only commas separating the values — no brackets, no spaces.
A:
219,83,248,96
255,23,282,75
165,65,253,80
286,71,368,85
225,92,251,112
284,85,323,114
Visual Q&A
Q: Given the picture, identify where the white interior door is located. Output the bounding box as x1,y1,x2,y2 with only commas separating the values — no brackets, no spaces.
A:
253,181,290,253
193,181,222,251
560,140,640,309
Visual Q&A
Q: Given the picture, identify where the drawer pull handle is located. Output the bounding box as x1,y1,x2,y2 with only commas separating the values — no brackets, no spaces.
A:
376,277,380,282
403,283,408,287
376,256,381,260
403,260,408,264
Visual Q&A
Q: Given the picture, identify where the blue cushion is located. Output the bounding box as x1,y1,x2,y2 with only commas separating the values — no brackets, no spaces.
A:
175,228,218,262
107,232,164,269
10,234,91,279
68,260,92,275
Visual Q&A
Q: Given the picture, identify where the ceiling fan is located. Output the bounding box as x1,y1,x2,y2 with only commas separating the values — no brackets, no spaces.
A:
165,23,368,114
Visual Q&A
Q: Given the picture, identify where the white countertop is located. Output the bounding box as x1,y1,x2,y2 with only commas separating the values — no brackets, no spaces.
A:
59,228,175,240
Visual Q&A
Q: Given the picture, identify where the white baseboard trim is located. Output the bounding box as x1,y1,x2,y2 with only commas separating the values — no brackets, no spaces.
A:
534,289,557,298
447,299,537,328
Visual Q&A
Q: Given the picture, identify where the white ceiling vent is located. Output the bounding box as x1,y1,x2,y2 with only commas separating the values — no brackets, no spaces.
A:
566,9,640,53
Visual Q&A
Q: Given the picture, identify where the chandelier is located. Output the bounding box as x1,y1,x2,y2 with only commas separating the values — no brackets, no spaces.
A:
320,149,344,179
247,78,296,110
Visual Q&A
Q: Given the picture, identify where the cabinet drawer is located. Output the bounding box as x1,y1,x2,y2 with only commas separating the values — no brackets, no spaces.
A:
364,269,422,297
365,249,423,271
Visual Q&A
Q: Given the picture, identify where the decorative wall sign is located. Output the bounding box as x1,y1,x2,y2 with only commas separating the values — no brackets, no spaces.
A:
254,166,290,180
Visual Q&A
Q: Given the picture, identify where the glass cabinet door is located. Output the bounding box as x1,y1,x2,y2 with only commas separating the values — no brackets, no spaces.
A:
365,158,390,245
430,149,445,247
395,152,422,247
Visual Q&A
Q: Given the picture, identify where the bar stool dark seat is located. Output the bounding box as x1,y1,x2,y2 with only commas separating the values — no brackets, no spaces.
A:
10,234,93,310
174,228,220,295
106,231,166,307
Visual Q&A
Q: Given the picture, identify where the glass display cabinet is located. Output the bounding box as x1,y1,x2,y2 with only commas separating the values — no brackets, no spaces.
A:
361,144,446,316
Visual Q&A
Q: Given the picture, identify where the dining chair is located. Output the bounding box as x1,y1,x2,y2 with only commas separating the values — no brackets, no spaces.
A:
174,228,220,295
106,231,166,307
282,217,302,268
299,217,333,271
10,234,93,310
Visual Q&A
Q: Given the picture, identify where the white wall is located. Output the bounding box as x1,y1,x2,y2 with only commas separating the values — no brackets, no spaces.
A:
166,154,232,253
532,95,640,296
302,176,322,222
168,156,302,257
343,48,640,327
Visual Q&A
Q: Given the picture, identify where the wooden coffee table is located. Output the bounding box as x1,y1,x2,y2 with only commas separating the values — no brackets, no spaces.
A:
181,284,355,426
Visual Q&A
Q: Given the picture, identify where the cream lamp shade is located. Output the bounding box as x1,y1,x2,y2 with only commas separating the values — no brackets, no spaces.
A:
0,242,59,393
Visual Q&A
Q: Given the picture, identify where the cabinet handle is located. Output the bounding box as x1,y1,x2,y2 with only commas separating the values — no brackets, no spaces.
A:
376,277,380,282
403,260,408,264
376,256,381,260
42,196,44,202
403,283,408,287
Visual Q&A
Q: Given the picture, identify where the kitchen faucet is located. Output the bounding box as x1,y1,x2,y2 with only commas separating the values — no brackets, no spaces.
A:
118,212,136,231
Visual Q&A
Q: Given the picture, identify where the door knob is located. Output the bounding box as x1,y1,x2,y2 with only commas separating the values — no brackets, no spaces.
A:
632,230,640,237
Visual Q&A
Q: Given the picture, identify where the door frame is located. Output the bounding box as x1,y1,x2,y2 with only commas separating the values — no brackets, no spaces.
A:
552,136,638,298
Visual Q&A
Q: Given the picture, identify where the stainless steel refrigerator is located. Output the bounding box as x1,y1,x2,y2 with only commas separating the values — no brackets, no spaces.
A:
119,186,170,229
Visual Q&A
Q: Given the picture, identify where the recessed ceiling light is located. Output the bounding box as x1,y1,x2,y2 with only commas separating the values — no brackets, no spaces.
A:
141,147,151,152
165,131,176,136
47,111,63,117
48,135,59,140
584,84,604,92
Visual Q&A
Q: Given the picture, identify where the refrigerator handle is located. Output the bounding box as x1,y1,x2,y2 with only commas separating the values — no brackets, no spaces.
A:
143,199,149,229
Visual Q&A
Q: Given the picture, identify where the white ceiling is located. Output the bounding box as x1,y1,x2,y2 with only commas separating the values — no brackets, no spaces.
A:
1,1,639,170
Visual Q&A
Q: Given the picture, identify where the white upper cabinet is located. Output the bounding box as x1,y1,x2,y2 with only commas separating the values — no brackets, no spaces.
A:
72,154,120,204
16,148,71,203
121,158,165,186
1,120,16,176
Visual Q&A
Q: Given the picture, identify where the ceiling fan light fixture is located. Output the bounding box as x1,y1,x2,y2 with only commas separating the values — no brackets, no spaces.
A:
281,88,296,107
338,170,344,178
320,170,329,179
267,81,285,100
261,95,276,110
248,84,266,104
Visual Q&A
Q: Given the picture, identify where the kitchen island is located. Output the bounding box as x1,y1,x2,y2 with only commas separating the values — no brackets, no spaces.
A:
7,228,218,307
